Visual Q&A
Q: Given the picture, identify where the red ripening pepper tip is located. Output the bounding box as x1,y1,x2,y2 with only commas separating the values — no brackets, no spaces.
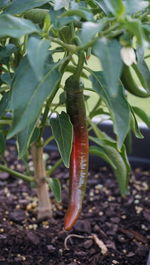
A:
64,75,89,231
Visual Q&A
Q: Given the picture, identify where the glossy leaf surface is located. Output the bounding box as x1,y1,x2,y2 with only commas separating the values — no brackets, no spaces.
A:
50,112,73,168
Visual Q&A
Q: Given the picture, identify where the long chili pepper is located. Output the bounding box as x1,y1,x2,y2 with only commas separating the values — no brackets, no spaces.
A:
64,75,89,231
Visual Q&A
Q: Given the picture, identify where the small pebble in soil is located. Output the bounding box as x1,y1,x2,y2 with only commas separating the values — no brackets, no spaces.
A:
141,224,148,231
121,215,127,219
112,260,119,264
0,172,9,180
135,206,143,214
47,244,56,253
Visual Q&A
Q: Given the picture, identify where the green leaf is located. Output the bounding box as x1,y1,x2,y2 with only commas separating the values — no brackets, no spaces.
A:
90,71,130,148
93,39,123,97
0,15,40,38
130,108,144,139
132,106,150,128
136,49,150,93
125,18,146,47
60,9,93,21
0,44,17,61
47,177,61,202
54,0,70,10
49,8,75,29
17,122,35,159
89,108,109,119
90,145,116,169
90,136,130,196
30,127,41,144
0,0,11,8
90,121,131,173
4,0,51,14
0,72,12,86
58,91,66,105
0,131,5,155
132,63,150,93
0,91,11,118
104,0,125,17
125,0,149,15
7,56,60,139
27,36,50,81
88,117,112,140
80,20,106,45
50,111,73,168
23,8,49,25
93,0,109,14
124,130,132,154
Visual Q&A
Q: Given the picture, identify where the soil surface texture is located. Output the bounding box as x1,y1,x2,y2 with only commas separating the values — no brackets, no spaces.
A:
0,145,150,265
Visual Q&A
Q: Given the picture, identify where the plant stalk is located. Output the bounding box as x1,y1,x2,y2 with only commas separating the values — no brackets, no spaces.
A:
31,142,52,220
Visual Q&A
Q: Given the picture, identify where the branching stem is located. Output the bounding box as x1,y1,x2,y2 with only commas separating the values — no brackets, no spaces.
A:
0,164,34,182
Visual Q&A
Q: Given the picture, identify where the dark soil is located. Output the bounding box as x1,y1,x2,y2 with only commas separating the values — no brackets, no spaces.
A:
0,145,150,265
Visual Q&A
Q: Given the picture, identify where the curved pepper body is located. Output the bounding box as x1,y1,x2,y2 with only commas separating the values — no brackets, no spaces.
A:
121,65,150,98
64,76,89,231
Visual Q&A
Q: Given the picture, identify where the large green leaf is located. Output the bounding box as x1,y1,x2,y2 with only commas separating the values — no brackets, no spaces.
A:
4,0,51,14
80,19,107,45
89,145,116,169
7,56,60,139
130,108,144,139
104,0,125,17
47,177,61,202
0,72,13,86
49,8,75,29
50,111,73,168
89,107,109,119
49,6,92,29
0,44,17,61
17,122,35,159
0,15,39,38
93,39,123,97
0,91,11,118
89,121,131,174
0,0,11,8
132,63,150,93
90,136,130,196
93,0,109,14
132,106,150,128
27,36,50,81
54,0,70,10
60,9,93,21
90,71,130,148
125,0,149,15
136,48,150,93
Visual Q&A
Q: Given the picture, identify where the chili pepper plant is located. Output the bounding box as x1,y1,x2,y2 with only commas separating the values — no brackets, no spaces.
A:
0,0,150,230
